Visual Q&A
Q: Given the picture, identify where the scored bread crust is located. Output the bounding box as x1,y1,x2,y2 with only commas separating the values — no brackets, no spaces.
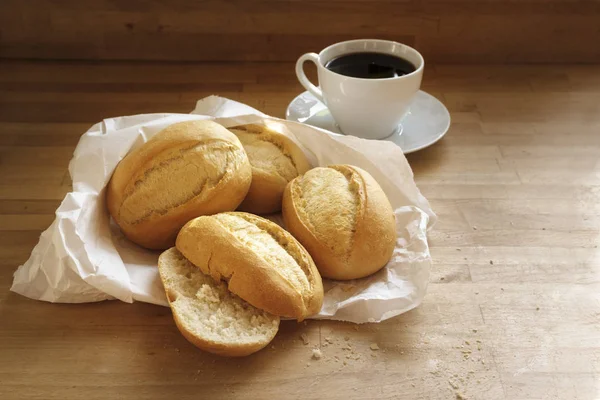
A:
158,247,280,357
106,120,252,250
228,124,311,214
282,165,397,280
175,212,323,320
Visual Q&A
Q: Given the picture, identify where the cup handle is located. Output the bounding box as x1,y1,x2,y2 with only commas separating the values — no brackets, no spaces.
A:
295,53,324,103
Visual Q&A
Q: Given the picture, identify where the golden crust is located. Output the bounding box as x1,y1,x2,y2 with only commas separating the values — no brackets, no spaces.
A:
176,212,324,320
229,124,311,214
107,120,252,249
282,165,396,280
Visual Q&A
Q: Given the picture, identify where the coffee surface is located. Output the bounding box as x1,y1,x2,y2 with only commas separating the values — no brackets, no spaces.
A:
325,52,416,79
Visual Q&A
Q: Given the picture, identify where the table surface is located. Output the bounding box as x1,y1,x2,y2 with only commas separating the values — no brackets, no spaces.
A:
1,61,599,400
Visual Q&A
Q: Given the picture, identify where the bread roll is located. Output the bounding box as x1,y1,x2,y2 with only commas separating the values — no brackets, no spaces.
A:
228,124,311,214
282,165,396,280
176,212,323,320
158,247,280,357
107,120,252,250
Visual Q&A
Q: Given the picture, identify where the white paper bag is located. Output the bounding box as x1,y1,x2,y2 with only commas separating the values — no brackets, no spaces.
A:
11,96,436,323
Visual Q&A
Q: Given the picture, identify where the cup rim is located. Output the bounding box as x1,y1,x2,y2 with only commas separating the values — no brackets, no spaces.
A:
317,39,424,82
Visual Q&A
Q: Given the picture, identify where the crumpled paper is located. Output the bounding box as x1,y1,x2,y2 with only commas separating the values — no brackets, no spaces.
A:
11,96,436,323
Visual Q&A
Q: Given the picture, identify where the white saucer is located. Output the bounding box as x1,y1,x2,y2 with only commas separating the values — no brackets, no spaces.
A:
285,90,451,154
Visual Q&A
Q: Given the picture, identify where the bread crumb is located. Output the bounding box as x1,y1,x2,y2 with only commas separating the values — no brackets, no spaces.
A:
312,348,322,360
371,353,377,358
456,392,466,399
343,361,348,365
370,343,380,350
325,337,333,344
353,325,359,331
472,329,477,333
343,344,352,351
449,380,459,389
464,340,470,345
300,334,309,345
344,336,350,341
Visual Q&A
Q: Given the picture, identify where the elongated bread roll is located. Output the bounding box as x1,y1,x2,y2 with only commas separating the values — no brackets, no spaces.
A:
176,212,323,320
228,124,311,214
107,120,252,250
158,247,280,357
282,165,396,280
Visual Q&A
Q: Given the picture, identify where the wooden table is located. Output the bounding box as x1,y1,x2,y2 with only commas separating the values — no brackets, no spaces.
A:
1,61,599,400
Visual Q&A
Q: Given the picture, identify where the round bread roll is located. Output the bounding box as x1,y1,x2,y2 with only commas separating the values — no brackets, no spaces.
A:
176,212,323,321
228,124,311,214
107,120,252,250
282,165,396,280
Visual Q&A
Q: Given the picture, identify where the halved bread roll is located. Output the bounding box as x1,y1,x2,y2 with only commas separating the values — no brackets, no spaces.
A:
282,165,396,280
158,247,280,357
228,124,311,214
176,212,323,320
107,120,252,249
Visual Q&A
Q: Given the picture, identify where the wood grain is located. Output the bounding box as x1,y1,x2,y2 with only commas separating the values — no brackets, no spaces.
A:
1,1,600,63
0,61,599,400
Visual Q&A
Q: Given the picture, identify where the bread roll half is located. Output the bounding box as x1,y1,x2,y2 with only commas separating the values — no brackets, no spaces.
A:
176,212,323,320
107,120,252,249
158,247,280,357
282,165,396,280
228,124,311,214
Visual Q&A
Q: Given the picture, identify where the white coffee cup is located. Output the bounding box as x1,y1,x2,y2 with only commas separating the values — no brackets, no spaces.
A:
296,39,424,140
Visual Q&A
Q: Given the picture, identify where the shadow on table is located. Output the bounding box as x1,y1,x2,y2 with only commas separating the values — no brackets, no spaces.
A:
405,136,449,178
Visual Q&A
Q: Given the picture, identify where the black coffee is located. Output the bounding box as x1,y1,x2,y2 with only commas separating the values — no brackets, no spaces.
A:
325,52,416,79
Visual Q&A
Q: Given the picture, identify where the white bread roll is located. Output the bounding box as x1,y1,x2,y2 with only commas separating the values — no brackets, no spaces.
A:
107,120,252,250
228,124,311,214
158,247,279,357
176,212,323,320
282,165,396,280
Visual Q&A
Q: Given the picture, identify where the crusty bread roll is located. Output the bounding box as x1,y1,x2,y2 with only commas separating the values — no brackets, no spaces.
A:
228,124,311,214
158,247,279,357
176,212,323,320
107,120,252,250
282,165,396,280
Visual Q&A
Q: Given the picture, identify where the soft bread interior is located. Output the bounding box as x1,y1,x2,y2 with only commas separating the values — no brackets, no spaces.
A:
291,166,360,259
158,248,279,354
